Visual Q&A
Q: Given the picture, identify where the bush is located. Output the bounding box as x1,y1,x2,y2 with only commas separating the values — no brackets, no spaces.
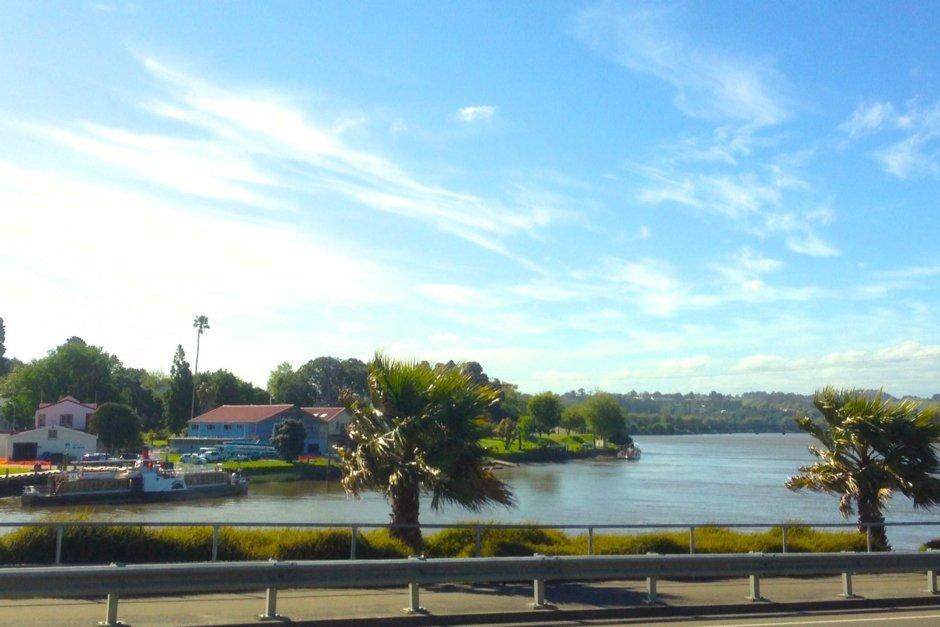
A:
0,523,867,565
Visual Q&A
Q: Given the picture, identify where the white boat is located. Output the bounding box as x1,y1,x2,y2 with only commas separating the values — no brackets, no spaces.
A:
617,444,641,461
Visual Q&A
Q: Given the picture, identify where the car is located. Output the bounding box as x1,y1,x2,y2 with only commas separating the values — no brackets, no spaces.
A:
198,450,223,463
82,453,109,462
179,453,207,465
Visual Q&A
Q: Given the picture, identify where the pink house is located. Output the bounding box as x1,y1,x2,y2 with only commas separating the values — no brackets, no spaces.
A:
35,396,97,431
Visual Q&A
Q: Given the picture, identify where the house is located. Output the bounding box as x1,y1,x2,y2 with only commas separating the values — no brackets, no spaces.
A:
0,426,98,461
35,396,97,431
300,407,353,453
186,404,351,455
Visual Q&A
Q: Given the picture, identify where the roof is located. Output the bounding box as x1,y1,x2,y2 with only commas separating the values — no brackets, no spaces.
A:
189,404,295,424
300,407,348,423
37,396,98,411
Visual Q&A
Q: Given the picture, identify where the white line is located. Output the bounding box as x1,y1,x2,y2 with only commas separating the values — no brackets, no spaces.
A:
700,611,940,627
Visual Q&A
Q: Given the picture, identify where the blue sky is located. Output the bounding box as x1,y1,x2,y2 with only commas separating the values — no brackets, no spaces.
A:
1,1,938,395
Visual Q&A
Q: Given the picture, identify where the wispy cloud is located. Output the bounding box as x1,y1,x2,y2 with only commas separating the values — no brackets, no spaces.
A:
840,100,940,179
572,3,788,126
455,105,496,122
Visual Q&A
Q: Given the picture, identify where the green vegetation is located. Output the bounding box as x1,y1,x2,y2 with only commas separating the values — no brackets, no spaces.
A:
270,417,307,461
787,388,940,550
527,392,563,435
339,355,514,550
89,402,141,453
0,523,865,565
481,432,604,455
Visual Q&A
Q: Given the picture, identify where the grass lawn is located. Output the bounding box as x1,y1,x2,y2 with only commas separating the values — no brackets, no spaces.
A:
0,465,43,476
481,432,603,454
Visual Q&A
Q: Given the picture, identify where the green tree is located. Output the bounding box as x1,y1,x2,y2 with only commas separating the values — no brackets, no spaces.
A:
527,391,563,435
267,362,311,405
338,355,514,550
271,417,307,462
165,345,194,434
117,368,165,431
0,337,123,414
190,315,210,420
561,404,588,434
516,414,534,449
89,402,142,453
194,369,269,413
786,388,940,550
495,417,517,451
585,393,627,445
0,316,8,376
298,356,368,405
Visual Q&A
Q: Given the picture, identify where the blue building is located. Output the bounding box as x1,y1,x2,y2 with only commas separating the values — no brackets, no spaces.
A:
186,404,351,455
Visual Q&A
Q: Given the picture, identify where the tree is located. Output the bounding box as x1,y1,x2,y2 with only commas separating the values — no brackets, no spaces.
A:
527,391,563,435
165,345,194,434
0,336,123,415
585,393,627,445
0,316,8,376
516,414,534,449
338,355,514,550
271,417,307,462
561,404,588,434
194,369,269,413
117,368,165,431
786,388,940,550
190,315,210,420
495,417,516,450
89,402,142,453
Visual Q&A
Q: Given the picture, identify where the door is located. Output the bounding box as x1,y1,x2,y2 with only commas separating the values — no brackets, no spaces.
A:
11,442,38,461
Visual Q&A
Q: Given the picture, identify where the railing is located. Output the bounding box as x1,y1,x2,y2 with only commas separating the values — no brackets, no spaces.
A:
2,519,940,564
0,551,938,625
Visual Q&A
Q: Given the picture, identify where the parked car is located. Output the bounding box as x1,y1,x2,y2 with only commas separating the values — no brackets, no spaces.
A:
198,449,224,463
81,453,109,462
179,453,207,465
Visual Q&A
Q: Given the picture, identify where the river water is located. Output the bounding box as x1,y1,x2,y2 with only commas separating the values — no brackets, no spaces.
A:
2,434,939,549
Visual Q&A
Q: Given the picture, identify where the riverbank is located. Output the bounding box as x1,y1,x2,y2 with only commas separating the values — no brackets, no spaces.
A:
0,524,867,565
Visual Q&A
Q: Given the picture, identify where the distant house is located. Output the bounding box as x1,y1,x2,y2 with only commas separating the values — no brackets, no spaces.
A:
35,396,97,431
185,404,352,455
0,426,98,461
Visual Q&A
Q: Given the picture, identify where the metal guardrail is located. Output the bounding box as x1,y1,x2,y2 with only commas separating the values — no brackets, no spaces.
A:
0,551,938,625
4,519,940,564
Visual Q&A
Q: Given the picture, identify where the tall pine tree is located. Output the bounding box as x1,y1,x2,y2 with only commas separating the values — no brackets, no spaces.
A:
165,345,194,434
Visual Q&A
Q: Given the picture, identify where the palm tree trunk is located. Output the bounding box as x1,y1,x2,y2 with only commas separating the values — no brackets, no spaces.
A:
858,494,889,551
190,333,201,421
389,480,422,552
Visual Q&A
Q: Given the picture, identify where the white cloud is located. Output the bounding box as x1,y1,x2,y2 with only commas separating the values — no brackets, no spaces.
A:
659,355,711,374
786,231,839,257
456,105,496,122
573,3,787,126
841,100,940,179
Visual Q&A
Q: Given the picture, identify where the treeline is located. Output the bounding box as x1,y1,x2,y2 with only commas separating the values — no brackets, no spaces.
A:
1,322,936,437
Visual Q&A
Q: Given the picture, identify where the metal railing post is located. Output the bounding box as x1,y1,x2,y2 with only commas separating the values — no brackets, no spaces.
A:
259,587,280,621
211,525,220,561
350,526,358,560
532,553,549,609
55,525,64,565
588,527,594,556
99,593,120,627
748,552,765,602
689,526,696,554
474,526,483,557
840,551,858,598
646,552,659,604
403,556,426,614
928,550,937,594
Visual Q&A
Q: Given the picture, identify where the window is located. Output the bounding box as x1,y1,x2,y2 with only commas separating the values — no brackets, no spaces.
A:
208,424,216,431
48,429,57,440
223,424,231,430
38,415,46,427
61,414,73,428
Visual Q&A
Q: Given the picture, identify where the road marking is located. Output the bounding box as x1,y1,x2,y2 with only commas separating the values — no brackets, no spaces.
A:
701,612,940,626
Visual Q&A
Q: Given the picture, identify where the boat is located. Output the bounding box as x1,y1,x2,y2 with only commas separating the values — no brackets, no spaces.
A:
617,444,642,461
21,458,248,506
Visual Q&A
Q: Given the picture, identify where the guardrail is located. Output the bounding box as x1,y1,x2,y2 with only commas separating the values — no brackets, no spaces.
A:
1,551,938,625
3,519,940,565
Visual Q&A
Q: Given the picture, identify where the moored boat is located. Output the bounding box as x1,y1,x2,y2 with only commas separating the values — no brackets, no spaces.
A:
617,444,641,461
21,459,248,506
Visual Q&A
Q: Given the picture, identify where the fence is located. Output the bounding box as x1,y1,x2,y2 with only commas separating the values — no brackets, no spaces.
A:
2,519,940,565
0,550,938,625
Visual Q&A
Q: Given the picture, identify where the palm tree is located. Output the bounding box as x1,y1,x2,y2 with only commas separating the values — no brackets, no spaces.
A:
786,387,940,549
337,355,515,550
190,315,210,420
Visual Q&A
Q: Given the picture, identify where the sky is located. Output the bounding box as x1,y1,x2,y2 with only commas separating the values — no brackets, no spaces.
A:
1,1,938,396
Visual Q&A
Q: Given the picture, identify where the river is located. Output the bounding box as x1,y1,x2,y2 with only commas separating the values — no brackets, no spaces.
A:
2,434,939,549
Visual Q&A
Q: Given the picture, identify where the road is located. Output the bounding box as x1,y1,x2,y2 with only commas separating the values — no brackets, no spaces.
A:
0,572,936,626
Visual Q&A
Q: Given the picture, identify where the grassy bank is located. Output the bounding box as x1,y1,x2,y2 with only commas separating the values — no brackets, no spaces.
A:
0,524,867,565
222,459,341,483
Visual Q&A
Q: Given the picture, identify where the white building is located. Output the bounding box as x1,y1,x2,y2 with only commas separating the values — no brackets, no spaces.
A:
35,396,97,431
0,426,98,461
